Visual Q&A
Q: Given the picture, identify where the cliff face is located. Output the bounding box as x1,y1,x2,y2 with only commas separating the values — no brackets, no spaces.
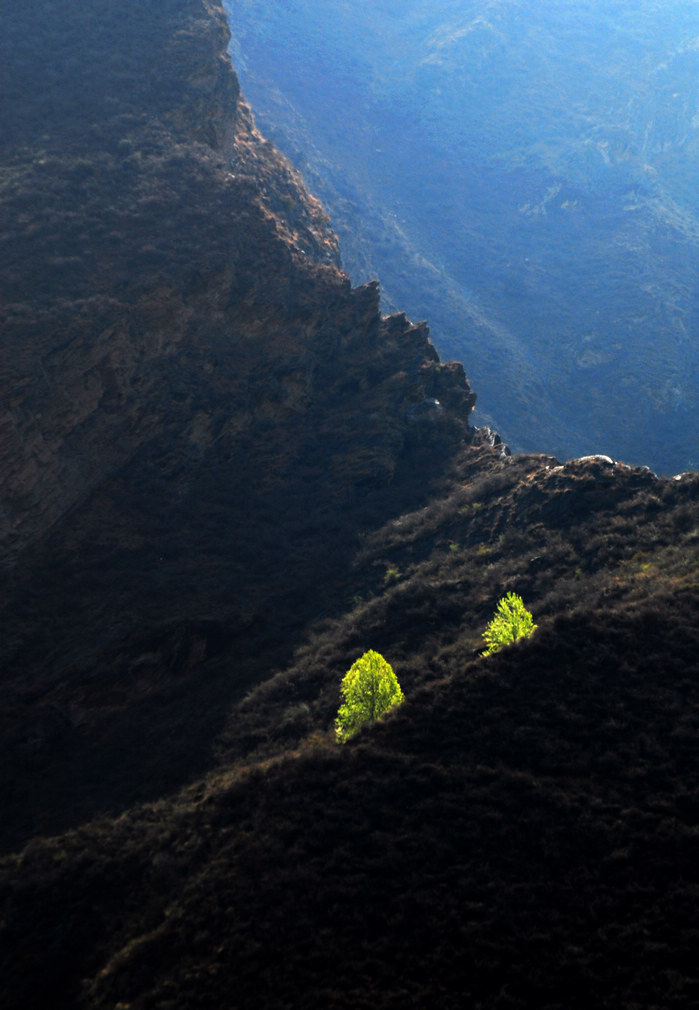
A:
0,0,476,577
0,0,476,841
1,0,329,561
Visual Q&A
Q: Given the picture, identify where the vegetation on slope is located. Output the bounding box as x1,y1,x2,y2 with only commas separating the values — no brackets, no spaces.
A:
1,3,698,1009
335,649,404,741
2,529,699,1009
482,592,537,655
2,446,698,1009
215,454,699,768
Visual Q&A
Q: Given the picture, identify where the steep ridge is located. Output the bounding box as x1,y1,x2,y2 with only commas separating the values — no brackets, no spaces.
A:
1,3,699,1009
0,0,476,846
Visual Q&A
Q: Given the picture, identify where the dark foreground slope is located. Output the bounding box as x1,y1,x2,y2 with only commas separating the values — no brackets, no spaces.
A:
2,456,699,1010
1,3,699,1009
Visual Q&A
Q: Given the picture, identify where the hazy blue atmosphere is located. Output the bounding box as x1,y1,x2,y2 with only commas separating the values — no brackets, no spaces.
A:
226,0,699,473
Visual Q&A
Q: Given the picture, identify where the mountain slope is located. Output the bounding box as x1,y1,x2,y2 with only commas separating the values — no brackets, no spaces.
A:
1,3,698,1009
3,458,699,1008
0,0,476,849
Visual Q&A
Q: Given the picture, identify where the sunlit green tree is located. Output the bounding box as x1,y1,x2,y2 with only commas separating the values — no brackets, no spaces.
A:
483,592,537,655
335,649,404,742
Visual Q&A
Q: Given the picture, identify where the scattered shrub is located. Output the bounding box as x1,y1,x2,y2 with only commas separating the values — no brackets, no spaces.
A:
335,650,404,742
483,592,537,655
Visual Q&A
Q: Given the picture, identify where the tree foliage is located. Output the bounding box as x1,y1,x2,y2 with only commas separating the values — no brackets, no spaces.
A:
483,592,537,655
335,650,404,742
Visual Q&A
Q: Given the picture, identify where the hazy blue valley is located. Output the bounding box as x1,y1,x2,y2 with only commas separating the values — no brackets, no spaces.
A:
227,0,699,472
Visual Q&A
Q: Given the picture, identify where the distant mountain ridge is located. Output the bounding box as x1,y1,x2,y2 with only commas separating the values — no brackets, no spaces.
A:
226,0,699,473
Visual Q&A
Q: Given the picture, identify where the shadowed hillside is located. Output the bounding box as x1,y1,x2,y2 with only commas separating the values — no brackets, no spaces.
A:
3,500,699,1008
1,2,698,1009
